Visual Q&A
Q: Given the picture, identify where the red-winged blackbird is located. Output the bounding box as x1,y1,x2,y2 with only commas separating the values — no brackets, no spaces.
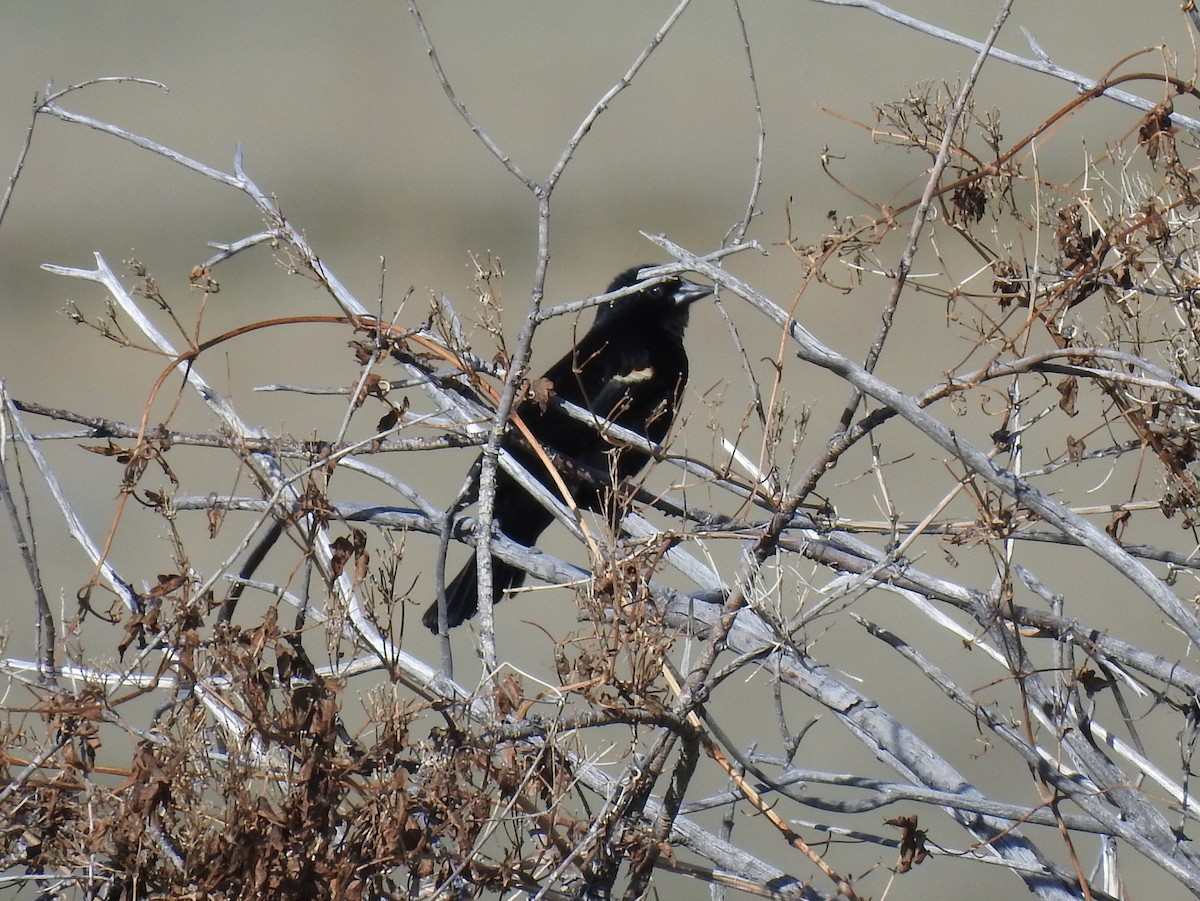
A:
423,264,712,631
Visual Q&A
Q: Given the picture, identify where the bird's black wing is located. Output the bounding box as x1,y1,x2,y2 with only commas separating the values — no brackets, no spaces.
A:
523,325,681,465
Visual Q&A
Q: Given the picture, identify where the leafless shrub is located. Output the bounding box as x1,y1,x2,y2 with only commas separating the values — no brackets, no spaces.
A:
7,4,1200,900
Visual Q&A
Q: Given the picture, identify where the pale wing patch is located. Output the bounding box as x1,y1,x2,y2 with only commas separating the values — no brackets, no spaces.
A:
613,366,655,384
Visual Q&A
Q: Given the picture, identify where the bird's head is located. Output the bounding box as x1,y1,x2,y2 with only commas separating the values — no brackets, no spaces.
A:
593,264,713,335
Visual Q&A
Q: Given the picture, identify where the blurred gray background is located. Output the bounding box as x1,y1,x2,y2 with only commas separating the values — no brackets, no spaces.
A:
0,3,1192,898
3,2,1187,388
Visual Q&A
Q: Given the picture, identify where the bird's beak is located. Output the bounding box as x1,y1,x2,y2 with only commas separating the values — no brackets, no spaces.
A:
671,278,714,306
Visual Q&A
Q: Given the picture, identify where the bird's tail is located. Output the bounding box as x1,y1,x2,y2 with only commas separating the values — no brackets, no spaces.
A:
422,468,555,632
422,554,529,632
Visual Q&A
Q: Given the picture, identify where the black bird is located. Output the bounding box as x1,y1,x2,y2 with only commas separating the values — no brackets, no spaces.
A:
423,264,712,631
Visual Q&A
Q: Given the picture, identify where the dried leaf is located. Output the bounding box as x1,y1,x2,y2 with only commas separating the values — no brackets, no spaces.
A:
528,376,556,412
329,535,354,577
354,373,388,408
373,409,400,452
1065,434,1085,463
146,572,187,599
1138,101,1175,164
1076,666,1114,697
1106,508,1131,542
1056,376,1078,417
951,179,986,224
80,440,132,461
188,264,219,293
886,814,929,873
